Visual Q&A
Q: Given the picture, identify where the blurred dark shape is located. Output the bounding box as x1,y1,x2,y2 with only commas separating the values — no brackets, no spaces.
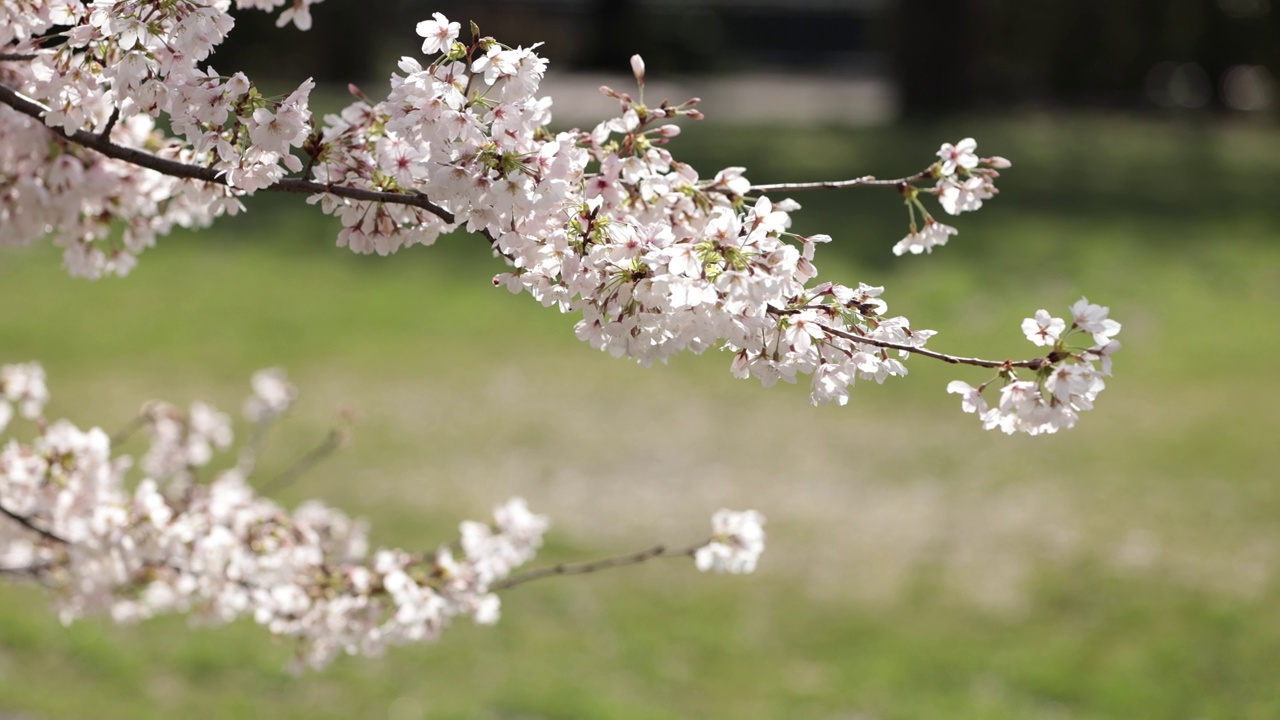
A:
213,1,877,83
581,0,647,71
886,0,1280,117
1221,64,1275,109
884,0,980,116
1146,62,1214,108
211,0,1278,117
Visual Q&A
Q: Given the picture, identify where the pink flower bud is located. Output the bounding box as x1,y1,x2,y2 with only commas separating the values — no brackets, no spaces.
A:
630,54,646,86
985,156,1012,168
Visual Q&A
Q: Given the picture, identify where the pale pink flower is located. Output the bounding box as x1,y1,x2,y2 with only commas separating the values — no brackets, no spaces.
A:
1022,309,1066,347
947,380,987,415
695,509,766,574
1070,297,1122,345
937,176,992,215
243,368,297,421
937,137,979,176
0,363,49,432
416,13,460,56
893,219,957,256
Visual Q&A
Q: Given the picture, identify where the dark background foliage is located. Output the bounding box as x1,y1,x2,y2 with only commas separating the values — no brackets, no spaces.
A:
214,0,1279,117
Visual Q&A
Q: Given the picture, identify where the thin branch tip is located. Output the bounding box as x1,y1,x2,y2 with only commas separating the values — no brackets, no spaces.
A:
493,542,699,591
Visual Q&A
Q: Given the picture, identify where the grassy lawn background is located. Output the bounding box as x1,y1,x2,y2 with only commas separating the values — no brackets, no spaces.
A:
1,115,1278,719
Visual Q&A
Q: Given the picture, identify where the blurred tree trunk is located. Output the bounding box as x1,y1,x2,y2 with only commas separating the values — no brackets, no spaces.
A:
888,0,983,118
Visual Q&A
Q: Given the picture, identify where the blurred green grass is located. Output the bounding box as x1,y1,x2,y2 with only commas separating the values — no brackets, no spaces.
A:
1,115,1279,719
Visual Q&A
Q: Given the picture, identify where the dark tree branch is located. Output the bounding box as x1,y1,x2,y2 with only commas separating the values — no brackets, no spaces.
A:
0,563,57,580
98,107,119,139
0,504,69,545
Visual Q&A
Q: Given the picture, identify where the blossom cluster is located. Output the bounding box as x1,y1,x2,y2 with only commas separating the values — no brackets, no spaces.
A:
0,362,47,433
695,509,766,574
0,2,1119,434
947,298,1122,434
0,0,326,276
0,363,763,668
892,137,1010,256
0,363,549,668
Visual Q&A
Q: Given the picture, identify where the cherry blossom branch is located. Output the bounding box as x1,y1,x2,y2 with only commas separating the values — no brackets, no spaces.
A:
0,53,37,62
0,83,457,224
491,542,702,591
0,7,1120,442
0,505,69,545
766,307,1050,370
98,107,119,140
749,169,935,193
816,321,1050,370
0,563,56,578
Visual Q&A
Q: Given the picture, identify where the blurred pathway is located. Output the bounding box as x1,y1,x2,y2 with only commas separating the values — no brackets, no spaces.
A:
542,71,895,127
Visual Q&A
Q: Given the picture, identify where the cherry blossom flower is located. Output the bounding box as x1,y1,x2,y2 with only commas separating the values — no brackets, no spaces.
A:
0,363,48,433
248,78,314,156
937,176,993,215
1083,339,1121,377
937,137,979,176
695,509,766,574
1022,309,1066,347
243,368,298,421
1070,297,1123,345
893,218,958,255
416,12,460,56
947,380,988,415
276,0,322,31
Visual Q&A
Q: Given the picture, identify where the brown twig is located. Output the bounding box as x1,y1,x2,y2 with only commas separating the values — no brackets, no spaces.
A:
236,412,285,479
109,409,151,446
258,428,347,496
0,83,457,224
492,542,702,591
0,53,37,62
